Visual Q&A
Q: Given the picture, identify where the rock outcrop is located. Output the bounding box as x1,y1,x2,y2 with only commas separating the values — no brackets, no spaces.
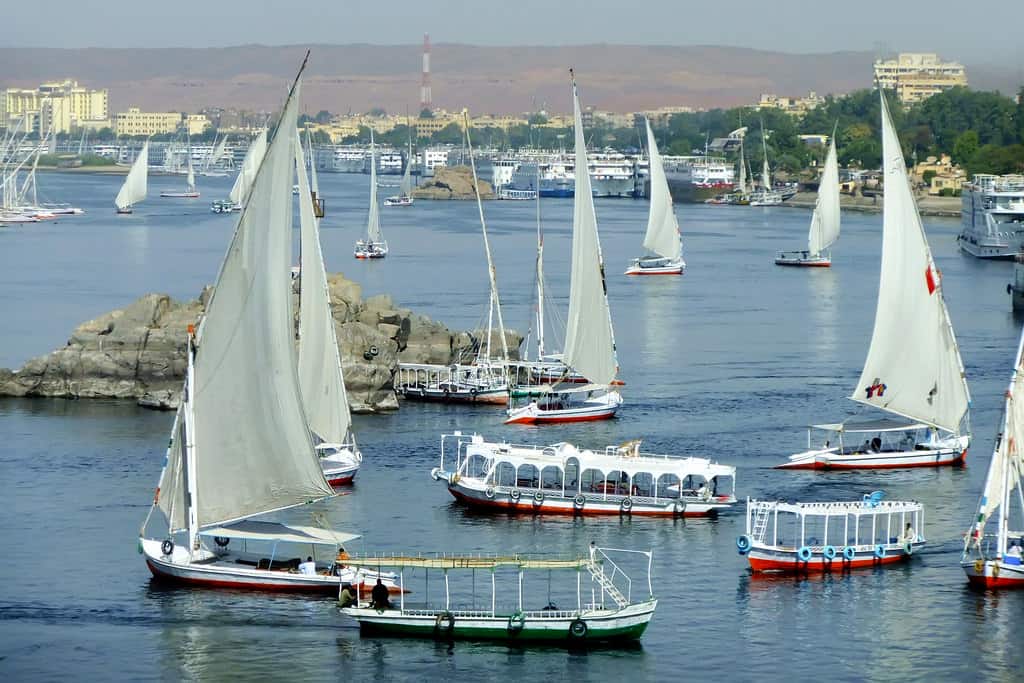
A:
411,165,494,200
0,273,521,412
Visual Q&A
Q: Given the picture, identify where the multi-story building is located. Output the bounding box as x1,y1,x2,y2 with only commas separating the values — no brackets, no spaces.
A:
756,91,825,116
114,107,183,137
1,80,109,133
185,114,211,136
873,53,967,103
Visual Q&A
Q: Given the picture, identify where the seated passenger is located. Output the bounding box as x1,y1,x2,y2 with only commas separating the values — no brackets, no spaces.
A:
1006,542,1022,559
298,556,317,575
370,578,391,609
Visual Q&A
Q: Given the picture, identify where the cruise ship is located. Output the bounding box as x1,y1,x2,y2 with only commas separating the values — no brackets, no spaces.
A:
510,158,574,198
330,147,367,173
958,174,1024,259
508,151,637,198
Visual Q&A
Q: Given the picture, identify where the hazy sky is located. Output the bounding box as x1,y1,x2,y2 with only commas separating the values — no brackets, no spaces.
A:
5,0,1013,64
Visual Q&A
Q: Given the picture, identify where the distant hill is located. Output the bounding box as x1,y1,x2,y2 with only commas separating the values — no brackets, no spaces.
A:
0,44,1017,115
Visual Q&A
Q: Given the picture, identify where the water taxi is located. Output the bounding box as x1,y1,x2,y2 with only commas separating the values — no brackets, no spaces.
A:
737,493,925,573
432,433,736,517
340,544,657,645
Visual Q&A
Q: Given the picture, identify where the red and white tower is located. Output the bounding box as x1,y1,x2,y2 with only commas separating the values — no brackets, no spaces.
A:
420,33,432,112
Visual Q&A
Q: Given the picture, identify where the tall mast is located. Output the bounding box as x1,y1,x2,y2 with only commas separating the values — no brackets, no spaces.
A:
535,163,545,359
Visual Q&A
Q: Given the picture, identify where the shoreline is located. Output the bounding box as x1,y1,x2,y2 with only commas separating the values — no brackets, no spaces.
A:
778,191,961,217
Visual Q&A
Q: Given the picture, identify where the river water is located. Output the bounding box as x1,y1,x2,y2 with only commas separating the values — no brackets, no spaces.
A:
1,171,1021,681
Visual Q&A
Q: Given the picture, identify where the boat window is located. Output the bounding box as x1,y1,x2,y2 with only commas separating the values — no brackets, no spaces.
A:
540,465,561,490
493,462,516,487
581,468,604,494
564,458,580,492
656,473,681,499
632,472,654,498
465,454,490,479
516,464,540,489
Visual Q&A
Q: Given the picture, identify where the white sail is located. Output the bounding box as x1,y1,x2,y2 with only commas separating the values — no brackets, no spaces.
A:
210,135,229,171
807,137,840,256
850,92,970,433
228,128,268,206
643,119,682,261
563,76,618,386
366,131,382,242
737,139,748,195
192,81,333,529
399,141,413,197
295,132,352,444
760,125,771,190
186,153,196,193
114,141,148,210
307,132,320,197
156,404,188,533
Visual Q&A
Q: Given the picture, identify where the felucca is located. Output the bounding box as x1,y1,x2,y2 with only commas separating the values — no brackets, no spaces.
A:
140,59,385,593
505,72,623,424
295,130,361,485
961,326,1024,588
779,91,971,469
385,135,414,207
212,128,267,213
354,130,388,258
114,141,148,214
776,132,840,267
625,118,685,275
160,135,200,198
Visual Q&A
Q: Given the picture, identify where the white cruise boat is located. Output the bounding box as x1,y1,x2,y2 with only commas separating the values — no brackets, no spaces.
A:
589,150,635,198
491,157,519,189
957,174,1024,259
331,147,368,173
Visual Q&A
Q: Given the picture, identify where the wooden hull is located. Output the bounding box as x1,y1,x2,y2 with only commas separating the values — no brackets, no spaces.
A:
962,559,1024,588
399,386,508,405
448,483,730,517
323,465,358,486
342,601,655,644
777,447,967,470
504,407,618,424
774,257,831,267
624,266,683,275
746,542,922,573
160,191,201,198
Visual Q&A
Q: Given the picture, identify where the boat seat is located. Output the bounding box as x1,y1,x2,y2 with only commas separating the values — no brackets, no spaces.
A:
256,557,302,570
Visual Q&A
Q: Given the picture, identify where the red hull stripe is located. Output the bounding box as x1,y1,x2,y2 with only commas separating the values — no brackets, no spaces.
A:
505,411,617,425
625,270,683,276
966,574,1024,589
748,554,908,572
779,450,966,470
449,488,711,517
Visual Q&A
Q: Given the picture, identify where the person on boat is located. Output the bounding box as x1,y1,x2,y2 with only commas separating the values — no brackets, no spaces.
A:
903,523,916,543
1007,542,1023,559
371,578,391,609
697,481,709,500
338,583,356,608
298,556,317,575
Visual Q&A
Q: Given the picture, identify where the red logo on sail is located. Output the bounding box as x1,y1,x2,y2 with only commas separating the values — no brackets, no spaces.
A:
865,379,887,399
925,264,938,294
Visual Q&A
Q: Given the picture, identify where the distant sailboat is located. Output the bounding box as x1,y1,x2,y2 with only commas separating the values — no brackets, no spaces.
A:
961,325,1024,588
749,121,782,207
775,134,840,267
625,118,685,275
115,141,148,214
161,136,200,198
779,91,971,469
505,71,623,424
295,131,361,485
201,135,230,177
354,130,388,258
212,129,267,213
385,137,415,207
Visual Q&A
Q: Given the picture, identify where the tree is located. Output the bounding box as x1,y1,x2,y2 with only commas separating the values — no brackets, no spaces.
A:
314,110,332,123
952,130,979,165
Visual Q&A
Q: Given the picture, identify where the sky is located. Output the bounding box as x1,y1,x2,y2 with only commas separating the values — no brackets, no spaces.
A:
4,0,1014,64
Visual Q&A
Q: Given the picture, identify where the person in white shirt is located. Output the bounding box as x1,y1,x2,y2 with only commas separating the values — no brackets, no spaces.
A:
298,556,317,575
903,523,916,543
1007,542,1023,559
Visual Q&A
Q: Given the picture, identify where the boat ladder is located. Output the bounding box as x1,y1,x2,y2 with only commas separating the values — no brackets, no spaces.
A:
751,504,772,543
587,560,629,608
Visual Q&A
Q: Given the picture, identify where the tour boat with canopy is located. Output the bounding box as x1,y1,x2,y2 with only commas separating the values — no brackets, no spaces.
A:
775,132,839,267
340,544,657,645
114,141,148,214
395,115,510,404
212,128,267,213
139,59,391,594
505,72,622,425
295,130,361,486
354,130,388,259
432,432,735,516
961,326,1024,588
737,492,925,572
625,119,685,275
779,92,970,469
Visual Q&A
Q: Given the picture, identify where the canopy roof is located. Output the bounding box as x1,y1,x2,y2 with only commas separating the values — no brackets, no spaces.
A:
199,520,359,546
749,498,923,516
341,554,589,570
811,418,929,433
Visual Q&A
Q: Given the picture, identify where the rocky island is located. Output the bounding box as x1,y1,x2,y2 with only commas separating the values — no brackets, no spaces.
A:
0,273,520,412
411,166,494,200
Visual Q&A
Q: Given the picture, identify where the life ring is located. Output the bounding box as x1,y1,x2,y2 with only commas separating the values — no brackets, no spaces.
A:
434,611,455,634
568,618,588,639
620,498,633,514
823,545,837,560
992,563,1001,577
797,546,812,562
874,544,887,559
533,490,544,504
161,539,174,556
507,611,526,633
510,488,522,501
903,541,914,555
974,558,985,573
214,536,230,548
843,546,856,562
573,494,586,509
485,486,495,499
736,535,752,554
673,500,686,516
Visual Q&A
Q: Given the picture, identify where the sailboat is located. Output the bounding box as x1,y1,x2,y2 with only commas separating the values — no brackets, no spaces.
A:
779,91,971,469
114,141,148,214
139,62,383,593
395,115,510,404
212,128,267,213
775,133,840,267
160,136,200,198
749,122,782,207
385,137,415,207
625,118,685,275
354,130,388,258
961,326,1024,588
295,131,362,485
505,72,623,425
201,134,230,177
